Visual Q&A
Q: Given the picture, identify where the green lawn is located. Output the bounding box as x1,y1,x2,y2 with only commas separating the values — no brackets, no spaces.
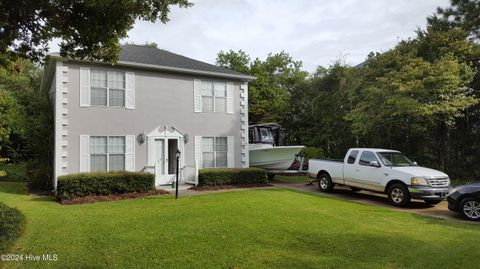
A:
1,182,480,269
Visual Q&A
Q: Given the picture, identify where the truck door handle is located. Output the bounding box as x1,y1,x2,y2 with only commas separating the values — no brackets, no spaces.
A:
355,169,360,172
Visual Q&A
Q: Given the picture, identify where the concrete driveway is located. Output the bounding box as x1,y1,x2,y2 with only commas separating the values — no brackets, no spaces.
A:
272,180,479,225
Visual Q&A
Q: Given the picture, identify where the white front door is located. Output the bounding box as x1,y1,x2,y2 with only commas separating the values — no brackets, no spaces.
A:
154,138,178,185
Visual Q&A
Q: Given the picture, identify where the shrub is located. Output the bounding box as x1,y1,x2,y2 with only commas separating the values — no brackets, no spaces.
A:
0,202,25,254
56,172,155,200
198,168,267,186
300,147,325,160
0,162,28,182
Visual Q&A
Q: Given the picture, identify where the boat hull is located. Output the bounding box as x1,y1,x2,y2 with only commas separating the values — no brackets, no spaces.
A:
249,145,305,170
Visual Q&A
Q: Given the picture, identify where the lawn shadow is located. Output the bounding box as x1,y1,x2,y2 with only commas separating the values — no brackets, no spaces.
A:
411,211,480,227
265,230,474,269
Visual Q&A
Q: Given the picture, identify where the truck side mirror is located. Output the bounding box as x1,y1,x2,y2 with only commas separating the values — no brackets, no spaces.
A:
413,161,418,166
369,161,380,167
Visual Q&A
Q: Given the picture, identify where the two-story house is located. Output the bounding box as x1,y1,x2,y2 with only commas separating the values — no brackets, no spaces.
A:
41,45,255,189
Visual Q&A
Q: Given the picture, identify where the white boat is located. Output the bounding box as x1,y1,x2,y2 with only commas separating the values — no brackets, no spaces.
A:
249,123,305,170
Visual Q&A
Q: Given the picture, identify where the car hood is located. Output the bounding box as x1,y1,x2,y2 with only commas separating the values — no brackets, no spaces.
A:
391,166,448,178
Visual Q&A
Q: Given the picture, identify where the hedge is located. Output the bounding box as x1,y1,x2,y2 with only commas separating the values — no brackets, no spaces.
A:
198,168,267,186
0,202,25,254
56,172,155,200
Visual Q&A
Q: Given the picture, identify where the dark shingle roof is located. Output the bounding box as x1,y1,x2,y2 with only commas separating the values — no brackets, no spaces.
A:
119,45,251,79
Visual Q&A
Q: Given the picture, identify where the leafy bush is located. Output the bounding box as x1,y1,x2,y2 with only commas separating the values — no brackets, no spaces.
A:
198,168,267,186
0,202,25,254
0,162,28,182
300,147,325,160
56,172,155,200
289,147,325,170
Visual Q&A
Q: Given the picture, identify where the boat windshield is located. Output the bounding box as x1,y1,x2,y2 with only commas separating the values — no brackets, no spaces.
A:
258,127,274,144
377,152,414,167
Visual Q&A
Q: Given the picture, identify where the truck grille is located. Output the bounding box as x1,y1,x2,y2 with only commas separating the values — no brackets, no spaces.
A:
428,178,449,187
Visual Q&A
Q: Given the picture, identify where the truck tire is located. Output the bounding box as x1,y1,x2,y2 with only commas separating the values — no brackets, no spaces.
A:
387,183,411,207
318,173,334,193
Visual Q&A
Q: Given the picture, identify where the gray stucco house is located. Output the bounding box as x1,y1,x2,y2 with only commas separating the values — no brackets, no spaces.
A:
41,45,255,189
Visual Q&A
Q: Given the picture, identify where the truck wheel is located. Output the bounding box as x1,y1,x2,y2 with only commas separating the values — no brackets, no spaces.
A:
318,174,334,193
387,183,411,207
459,197,480,221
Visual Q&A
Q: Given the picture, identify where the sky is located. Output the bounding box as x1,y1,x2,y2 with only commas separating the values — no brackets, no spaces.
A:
52,0,450,72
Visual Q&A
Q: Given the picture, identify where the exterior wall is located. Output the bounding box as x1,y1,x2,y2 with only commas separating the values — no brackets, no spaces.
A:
52,62,69,189
60,61,247,183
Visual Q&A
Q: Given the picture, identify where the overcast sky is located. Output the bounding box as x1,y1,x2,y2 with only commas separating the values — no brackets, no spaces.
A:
52,0,450,72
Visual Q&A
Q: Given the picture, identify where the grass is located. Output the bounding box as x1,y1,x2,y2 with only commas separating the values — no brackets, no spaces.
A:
1,182,480,269
0,163,28,182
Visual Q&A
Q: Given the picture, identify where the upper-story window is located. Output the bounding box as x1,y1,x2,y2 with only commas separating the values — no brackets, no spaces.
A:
201,81,226,112
90,70,125,107
194,79,233,114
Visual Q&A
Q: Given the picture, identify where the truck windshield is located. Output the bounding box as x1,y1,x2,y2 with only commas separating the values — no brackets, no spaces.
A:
377,152,414,167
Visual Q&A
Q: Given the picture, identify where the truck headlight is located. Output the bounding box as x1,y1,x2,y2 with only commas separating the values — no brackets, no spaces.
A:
411,177,429,186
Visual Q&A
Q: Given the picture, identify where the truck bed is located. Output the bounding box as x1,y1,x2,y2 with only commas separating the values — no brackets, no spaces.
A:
308,159,344,182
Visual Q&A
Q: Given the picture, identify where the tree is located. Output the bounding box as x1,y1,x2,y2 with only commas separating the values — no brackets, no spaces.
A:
433,0,480,41
0,0,192,63
124,42,159,48
216,50,308,124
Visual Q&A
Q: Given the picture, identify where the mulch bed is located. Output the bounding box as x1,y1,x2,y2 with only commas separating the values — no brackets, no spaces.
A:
190,183,272,191
59,189,170,205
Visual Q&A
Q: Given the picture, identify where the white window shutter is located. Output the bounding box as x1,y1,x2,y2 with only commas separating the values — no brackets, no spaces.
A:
227,136,234,168
79,135,90,172
125,135,135,171
79,68,90,107
226,82,234,114
125,72,135,109
195,136,202,167
194,79,202,112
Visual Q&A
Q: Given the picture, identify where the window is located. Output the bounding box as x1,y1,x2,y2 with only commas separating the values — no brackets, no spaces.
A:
377,152,414,167
90,136,125,171
359,151,379,166
202,137,228,168
201,81,227,112
347,150,359,164
90,70,125,107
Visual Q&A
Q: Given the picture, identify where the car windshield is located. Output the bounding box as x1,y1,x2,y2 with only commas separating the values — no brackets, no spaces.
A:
377,152,414,167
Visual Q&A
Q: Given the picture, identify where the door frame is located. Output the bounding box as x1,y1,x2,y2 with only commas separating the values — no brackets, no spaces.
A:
146,126,185,186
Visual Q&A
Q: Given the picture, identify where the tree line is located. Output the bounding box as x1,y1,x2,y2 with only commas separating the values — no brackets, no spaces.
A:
0,0,479,189
217,1,480,180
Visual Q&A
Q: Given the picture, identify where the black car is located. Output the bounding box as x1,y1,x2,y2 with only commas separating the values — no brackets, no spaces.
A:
448,183,480,221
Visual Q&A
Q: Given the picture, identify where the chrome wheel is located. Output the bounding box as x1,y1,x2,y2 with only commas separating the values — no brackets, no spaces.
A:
391,188,404,204
463,200,480,220
319,177,328,189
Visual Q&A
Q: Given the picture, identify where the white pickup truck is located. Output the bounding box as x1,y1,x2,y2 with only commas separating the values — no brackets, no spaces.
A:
308,148,451,207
